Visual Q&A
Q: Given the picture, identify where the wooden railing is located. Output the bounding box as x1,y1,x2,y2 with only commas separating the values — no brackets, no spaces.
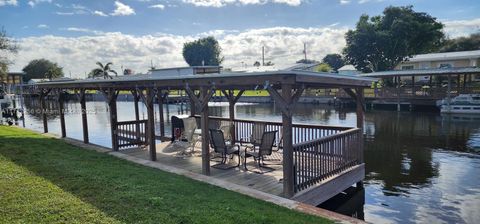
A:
203,116,350,146
292,128,363,192
116,119,147,149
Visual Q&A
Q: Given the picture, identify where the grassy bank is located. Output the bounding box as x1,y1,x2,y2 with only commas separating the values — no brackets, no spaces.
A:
0,126,331,224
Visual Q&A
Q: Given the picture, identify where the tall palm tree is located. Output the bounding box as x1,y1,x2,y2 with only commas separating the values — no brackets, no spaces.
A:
90,62,117,79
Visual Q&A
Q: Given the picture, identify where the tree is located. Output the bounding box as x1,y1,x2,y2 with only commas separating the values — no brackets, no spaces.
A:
322,54,345,71
182,36,223,66
343,6,444,73
89,62,117,79
22,59,64,81
314,63,332,72
439,33,480,52
253,61,261,67
0,27,18,79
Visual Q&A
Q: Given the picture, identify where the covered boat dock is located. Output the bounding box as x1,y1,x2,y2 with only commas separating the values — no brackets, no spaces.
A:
34,71,372,205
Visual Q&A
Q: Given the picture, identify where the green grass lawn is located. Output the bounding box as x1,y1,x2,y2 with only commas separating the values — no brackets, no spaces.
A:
0,126,331,224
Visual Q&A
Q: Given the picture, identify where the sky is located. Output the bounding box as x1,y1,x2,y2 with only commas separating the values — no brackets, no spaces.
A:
1,0,480,78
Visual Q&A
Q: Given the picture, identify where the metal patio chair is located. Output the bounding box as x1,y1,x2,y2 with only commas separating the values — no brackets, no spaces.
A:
210,129,240,169
243,130,277,171
241,122,266,147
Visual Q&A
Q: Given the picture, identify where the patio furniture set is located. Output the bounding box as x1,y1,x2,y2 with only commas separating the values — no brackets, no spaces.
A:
171,115,279,172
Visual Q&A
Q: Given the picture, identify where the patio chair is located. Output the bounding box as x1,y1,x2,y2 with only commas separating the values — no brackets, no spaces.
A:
210,129,240,169
180,117,200,152
241,122,266,147
170,116,184,142
243,131,277,171
219,121,234,143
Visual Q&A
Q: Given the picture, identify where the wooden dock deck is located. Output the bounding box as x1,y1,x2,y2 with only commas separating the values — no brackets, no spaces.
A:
121,141,285,197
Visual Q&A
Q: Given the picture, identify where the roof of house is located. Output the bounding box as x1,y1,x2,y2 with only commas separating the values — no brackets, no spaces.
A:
338,65,357,71
360,67,480,77
405,50,480,63
150,66,222,72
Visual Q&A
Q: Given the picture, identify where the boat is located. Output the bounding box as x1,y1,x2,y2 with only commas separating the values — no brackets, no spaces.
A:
440,94,480,114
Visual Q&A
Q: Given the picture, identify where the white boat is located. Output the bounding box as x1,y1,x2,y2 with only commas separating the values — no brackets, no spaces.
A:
440,94,480,114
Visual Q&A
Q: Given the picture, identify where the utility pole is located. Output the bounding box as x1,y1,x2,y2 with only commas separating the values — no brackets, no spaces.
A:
262,46,265,66
303,43,307,61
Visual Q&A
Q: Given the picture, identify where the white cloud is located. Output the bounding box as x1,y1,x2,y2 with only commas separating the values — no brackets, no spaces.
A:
111,1,135,16
443,18,480,38
28,0,51,7
55,12,75,15
339,0,350,4
181,0,303,7
37,24,49,29
0,0,17,6
10,26,347,78
149,4,165,9
62,27,105,35
93,10,108,17
358,0,384,4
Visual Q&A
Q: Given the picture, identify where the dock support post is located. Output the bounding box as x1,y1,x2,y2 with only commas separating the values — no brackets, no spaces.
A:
356,88,364,129
146,88,157,161
40,88,51,133
156,90,168,138
186,85,215,175
200,87,210,176
447,75,452,113
58,90,66,138
132,90,141,141
267,83,304,198
356,88,365,188
222,89,245,144
79,89,89,143
281,84,294,198
103,89,119,151
189,92,197,117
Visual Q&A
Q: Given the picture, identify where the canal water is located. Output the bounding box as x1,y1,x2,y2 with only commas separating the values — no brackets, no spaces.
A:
15,98,480,224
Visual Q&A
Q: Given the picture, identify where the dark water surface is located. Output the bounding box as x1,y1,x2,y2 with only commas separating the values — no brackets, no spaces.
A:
17,99,480,224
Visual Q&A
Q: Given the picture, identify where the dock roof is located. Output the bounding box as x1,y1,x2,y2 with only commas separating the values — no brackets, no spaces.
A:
360,67,480,78
34,70,374,90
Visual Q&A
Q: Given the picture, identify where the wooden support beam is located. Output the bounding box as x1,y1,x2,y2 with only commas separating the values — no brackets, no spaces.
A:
79,89,89,143
342,88,357,100
355,88,365,129
101,88,119,151
281,84,294,198
57,90,66,138
266,85,304,117
156,89,168,138
266,83,304,197
146,88,157,161
39,88,51,133
221,89,245,143
200,87,211,175
185,84,214,112
131,90,141,141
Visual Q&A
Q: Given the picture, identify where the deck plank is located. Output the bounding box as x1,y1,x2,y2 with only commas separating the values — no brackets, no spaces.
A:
119,142,363,200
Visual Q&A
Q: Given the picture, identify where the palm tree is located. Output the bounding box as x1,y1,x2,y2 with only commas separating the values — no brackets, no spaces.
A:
89,62,117,79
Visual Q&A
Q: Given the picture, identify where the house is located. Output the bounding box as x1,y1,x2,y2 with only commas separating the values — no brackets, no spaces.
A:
149,66,222,76
397,50,480,70
396,50,480,82
337,64,359,75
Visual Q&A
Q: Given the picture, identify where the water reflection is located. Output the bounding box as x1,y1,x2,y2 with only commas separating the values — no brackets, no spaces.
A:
17,98,480,223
